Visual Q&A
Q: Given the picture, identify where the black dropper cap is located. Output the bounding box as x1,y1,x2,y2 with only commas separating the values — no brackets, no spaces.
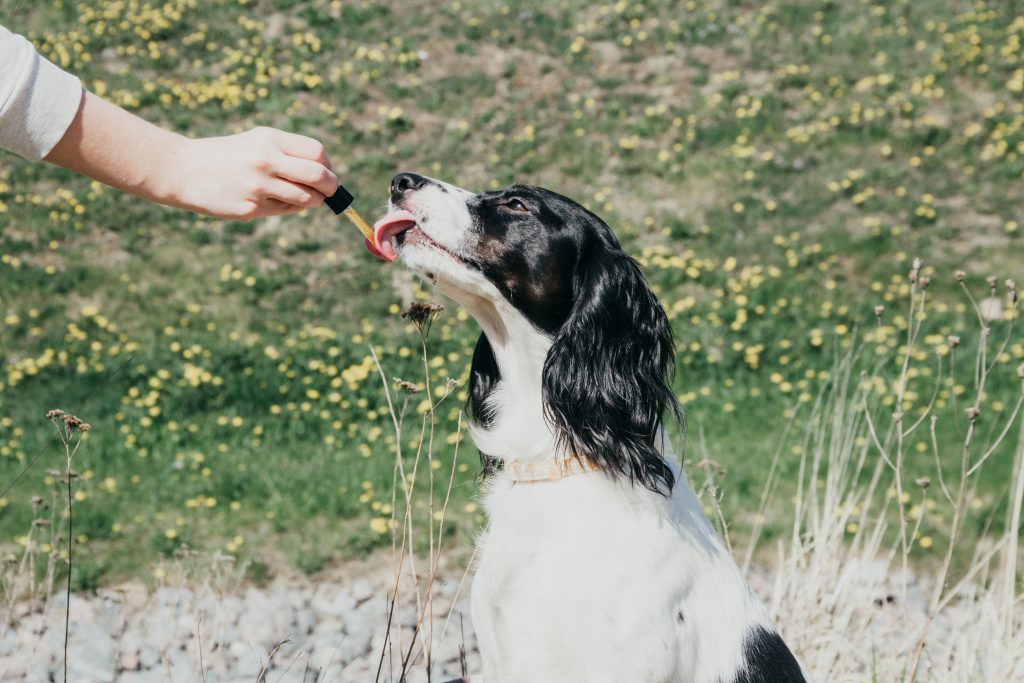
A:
324,184,354,215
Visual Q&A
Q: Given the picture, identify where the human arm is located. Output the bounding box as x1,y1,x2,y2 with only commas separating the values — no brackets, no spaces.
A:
1,23,338,220
44,90,339,220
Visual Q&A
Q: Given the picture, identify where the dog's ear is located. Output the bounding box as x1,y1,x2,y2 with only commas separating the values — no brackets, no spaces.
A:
467,332,502,475
542,243,681,495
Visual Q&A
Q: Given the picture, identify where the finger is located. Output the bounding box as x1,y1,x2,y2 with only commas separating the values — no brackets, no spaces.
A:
245,198,310,220
261,178,326,209
274,131,332,168
272,155,338,198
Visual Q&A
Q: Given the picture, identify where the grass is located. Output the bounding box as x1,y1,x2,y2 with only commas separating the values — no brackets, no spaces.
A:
0,0,1021,585
5,262,1018,682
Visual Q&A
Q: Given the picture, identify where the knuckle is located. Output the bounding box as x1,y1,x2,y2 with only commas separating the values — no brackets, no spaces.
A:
253,155,271,173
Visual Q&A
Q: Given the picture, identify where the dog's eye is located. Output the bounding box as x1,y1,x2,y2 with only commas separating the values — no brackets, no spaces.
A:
507,198,529,213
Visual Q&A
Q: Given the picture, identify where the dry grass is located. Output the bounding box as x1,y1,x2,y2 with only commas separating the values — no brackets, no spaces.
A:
2,263,1021,682
372,262,1024,682
746,264,1023,682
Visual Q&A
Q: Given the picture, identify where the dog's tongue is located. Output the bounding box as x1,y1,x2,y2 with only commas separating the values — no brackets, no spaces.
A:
367,209,417,262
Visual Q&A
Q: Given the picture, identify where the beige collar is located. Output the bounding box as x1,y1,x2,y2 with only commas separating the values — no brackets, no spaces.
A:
503,454,602,483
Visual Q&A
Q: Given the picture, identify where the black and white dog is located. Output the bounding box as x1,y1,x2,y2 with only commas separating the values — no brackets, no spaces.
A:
372,173,809,683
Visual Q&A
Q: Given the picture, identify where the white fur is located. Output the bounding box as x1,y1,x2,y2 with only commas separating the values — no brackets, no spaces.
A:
393,179,786,683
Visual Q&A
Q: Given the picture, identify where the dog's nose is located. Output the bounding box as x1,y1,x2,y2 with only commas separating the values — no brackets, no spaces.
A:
391,172,428,202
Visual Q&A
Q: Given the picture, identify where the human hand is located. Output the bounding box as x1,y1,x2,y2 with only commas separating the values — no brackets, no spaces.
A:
163,126,338,220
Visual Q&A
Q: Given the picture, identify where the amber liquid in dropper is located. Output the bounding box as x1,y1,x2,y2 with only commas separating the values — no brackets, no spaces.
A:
343,207,375,241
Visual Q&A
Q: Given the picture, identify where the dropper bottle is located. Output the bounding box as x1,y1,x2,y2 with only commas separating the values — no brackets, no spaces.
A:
325,184,375,241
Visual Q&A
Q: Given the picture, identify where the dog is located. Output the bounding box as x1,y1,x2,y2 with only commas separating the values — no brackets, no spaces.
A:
372,173,809,683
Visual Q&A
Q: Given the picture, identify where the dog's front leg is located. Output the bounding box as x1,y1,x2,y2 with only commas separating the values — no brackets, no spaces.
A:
470,593,502,682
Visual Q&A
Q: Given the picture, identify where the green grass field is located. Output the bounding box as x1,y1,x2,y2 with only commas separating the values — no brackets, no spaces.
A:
1,0,1022,586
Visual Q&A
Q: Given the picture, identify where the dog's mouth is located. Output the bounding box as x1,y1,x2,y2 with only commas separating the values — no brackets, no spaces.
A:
368,209,468,266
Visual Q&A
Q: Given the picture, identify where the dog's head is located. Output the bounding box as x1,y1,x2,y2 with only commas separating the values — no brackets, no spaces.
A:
376,172,681,495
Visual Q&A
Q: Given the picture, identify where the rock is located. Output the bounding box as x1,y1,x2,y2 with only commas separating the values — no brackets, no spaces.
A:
119,651,140,671
339,610,374,661
317,587,356,618
138,642,161,669
217,621,240,648
67,627,116,682
167,646,198,683
341,655,371,679
23,662,53,683
237,588,294,649
154,587,192,607
140,606,175,646
0,627,15,657
294,606,316,636
0,653,28,678
351,580,375,605
118,669,168,683
0,566,480,683
227,639,252,667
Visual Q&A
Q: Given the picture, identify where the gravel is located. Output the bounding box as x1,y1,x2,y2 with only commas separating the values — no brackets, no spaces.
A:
0,563,478,683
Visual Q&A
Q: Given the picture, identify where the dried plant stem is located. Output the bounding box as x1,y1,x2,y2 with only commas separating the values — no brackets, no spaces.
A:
904,284,1020,683
64,440,72,683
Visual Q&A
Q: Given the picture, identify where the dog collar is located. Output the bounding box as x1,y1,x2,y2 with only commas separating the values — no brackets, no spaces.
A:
503,454,602,483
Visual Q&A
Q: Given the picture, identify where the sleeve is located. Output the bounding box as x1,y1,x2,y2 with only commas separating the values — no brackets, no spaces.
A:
0,23,83,162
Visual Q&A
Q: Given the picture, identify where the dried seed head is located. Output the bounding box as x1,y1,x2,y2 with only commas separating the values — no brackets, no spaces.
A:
916,477,931,490
986,275,998,290
30,495,44,509
954,270,966,283
46,409,64,420
947,335,960,348
1007,279,1017,292
401,301,444,325
32,519,51,528
62,414,89,432
401,301,445,337
919,276,930,289
893,411,903,423
965,406,980,422
393,378,422,394
874,304,885,319
444,377,459,392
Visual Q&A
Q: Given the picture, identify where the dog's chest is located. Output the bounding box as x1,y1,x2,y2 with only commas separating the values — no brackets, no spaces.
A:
468,473,773,683
469,475,694,680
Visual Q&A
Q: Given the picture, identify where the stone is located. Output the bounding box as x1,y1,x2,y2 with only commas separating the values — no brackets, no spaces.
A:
317,588,356,618
351,580,375,605
154,587,192,608
117,669,169,683
0,627,15,657
66,626,116,681
237,589,294,650
120,651,141,671
293,606,316,636
0,653,28,678
341,655,371,679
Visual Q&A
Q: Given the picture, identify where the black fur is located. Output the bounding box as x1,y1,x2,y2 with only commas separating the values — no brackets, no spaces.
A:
457,183,681,495
733,626,806,683
467,333,503,478
542,234,680,495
